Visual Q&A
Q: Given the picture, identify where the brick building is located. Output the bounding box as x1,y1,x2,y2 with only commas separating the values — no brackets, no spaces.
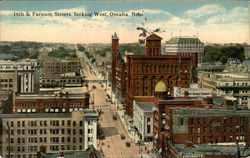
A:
125,34,194,116
42,59,81,77
164,107,250,157
133,80,250,157
14,93,90,113
41,59,83,88
111,33,126,103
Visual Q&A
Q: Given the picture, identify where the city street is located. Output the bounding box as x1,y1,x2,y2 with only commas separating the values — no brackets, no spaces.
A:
77,50,148,158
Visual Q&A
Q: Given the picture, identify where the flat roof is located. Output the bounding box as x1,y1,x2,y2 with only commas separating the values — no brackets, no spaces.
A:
16,93,88,100
0,113,71,119
159,98,198,102
135,102,154,112
173,143,249,155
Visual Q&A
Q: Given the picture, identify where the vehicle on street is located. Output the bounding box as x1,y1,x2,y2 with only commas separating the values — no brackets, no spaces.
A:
120,133,126,140
125,142,131,147
113,114,117,120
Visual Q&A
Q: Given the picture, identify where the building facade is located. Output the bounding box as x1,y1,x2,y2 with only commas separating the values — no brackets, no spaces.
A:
14,93,90,113
0,110,99,158
198,71,250,109
111,33,126,104
42,59,81,77
133,100,154,141
125,34,194,116
165,36,204,65
41,59,83,88
0,59,39,94
173,86,212,98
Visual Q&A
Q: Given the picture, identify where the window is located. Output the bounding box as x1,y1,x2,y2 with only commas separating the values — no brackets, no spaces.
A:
147,125,151,134
197,128,200,133
197,118,200,124
197,137,200,143
88,137,93,142
67,120,71,126
190,118,193,124
67,137,71,143
179,118,184,125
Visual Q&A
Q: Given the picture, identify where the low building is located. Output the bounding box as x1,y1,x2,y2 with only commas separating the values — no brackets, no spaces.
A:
198,71,250,109
244,45,250,59
14,93,90,113
167,143,250,158
173,86,212,98
0,110,99,158
133,100,154,142
197,61,225,72
37,145,102,158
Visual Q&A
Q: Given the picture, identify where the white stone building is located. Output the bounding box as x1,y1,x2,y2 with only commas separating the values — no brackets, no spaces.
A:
173,86,212,98
0,59,39,94
133,100,154,142
164,36,204,64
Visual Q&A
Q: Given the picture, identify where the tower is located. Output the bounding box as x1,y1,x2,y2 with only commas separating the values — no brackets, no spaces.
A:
111,32,119,90
146,33,162,56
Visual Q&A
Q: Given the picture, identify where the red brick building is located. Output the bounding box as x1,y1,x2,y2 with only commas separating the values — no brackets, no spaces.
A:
133,81,250,157
111,33,126,103
125,34,195,116
14,93,90,113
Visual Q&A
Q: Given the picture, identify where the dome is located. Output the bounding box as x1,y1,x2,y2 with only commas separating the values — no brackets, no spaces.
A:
155,80,167,92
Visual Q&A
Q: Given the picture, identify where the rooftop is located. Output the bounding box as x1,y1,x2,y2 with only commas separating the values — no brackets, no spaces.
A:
146,33,162,40
15,93,88,100
166,36,203,44
172,143,249,156
135,102,154,112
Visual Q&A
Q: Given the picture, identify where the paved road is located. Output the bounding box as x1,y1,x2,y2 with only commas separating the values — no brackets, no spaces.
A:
76,49,147,158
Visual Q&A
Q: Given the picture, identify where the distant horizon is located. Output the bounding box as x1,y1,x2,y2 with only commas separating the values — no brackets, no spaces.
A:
1,1,249,44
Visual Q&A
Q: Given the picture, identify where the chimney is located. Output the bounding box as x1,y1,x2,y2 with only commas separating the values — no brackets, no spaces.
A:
207,97,212,104
184,91,189,98
184,141,193,148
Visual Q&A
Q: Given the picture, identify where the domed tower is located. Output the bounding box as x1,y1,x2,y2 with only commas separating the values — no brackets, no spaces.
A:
154,80,168,100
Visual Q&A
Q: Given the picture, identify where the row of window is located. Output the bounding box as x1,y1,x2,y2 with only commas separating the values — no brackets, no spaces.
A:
0,79,13,82
7,120,85,127
8,135,89,144
192,135,245,144
190,125,245,133
189,117,247,125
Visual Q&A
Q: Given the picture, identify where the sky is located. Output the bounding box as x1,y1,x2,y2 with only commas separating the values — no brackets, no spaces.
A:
0,1,249,44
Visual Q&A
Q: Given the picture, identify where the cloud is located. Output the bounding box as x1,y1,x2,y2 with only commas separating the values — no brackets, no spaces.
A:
206,6,248,24
0,5,248,44
186,4,226,18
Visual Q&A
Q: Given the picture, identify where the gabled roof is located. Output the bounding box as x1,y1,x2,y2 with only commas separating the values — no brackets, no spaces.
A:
146,33,162,40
